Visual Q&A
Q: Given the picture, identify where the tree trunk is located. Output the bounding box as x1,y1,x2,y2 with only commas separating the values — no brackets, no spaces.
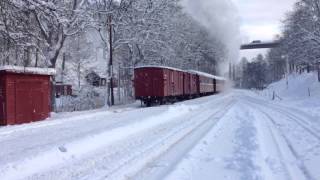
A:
35,40,40,67
61,53,66,83
318,64,320,82
5,39,10,65
103,47,110,107
49,33,66,68
77,62,81,89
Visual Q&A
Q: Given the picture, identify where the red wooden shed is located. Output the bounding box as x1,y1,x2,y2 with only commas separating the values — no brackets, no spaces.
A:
0,66,56,125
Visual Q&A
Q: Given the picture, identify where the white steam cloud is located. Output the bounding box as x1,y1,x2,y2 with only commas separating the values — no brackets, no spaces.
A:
181,0,241,73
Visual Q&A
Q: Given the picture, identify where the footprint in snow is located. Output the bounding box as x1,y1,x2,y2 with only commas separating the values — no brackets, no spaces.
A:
58,146,68,153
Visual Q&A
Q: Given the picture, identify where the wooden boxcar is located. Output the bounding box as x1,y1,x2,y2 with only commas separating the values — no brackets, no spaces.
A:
216,79,225,92
134,66,226,106
188,70,226,95
0,66,55,125
199,75,214,95
134,66,185,106
190,73,198,96
183,72,191,96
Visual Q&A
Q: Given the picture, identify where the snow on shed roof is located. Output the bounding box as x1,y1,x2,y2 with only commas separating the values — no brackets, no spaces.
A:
0,65,56,75
135,65,185,72
188,70,226,81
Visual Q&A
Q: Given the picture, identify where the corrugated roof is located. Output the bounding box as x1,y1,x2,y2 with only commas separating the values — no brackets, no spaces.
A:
135,65,185,72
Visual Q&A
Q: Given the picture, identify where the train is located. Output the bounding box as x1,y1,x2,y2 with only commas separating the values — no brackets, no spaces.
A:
134,66,226,106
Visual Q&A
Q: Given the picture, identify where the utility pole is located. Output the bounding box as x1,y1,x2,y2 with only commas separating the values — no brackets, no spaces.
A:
108,15,114,106
282,55,290,90
233,64,236,81
61,52,66,83
118,62,121,104
229,62,232,79
317,61,320,82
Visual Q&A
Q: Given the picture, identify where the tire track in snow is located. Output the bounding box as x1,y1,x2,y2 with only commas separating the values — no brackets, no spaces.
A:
130,99,236,180
245,96,320,141
267,107,320,141
0,95,234,180
79,98,235,180
261,111,315,180
244,98,316,180
261,116,292,180
0,105,194,180
0,106,142,138
243,100,296,180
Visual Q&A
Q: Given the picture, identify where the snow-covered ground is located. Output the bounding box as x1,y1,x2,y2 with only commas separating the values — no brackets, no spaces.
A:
261,72,320,117
0,74,319,180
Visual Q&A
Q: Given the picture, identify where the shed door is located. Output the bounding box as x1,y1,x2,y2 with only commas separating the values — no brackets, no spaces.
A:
16,81,44,124
31,90,44,121
0,82,5,125
16,89,33,124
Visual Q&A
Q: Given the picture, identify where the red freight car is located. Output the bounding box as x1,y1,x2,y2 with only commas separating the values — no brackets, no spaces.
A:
189,70,226,95
216,79,225,92
134,66,185,106
0,66,55,125
190,73,198,96
134,66,226,106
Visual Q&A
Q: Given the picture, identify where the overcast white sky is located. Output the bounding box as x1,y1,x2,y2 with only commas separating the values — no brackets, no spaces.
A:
231,0,297,60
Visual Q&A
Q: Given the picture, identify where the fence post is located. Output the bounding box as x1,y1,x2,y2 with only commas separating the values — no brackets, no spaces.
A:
318,63,320,82
272,91,275,100
118,63,121,104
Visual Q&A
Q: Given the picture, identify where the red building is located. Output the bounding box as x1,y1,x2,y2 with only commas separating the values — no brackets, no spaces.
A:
0,66,55,125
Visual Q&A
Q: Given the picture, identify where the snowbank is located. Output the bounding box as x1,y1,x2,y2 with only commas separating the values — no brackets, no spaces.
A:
267,72,320,99
263,72,320,116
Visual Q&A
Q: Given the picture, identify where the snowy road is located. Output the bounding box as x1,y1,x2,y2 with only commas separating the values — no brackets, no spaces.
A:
0,90,319,180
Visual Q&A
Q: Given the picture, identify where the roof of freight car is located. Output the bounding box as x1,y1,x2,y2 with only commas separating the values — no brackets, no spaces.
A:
134,66,226,80
188,70,226,81
135,65,186,72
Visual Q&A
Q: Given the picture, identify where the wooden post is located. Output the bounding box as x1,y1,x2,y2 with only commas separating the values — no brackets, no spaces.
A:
317,62,320,82
35,40,40,67
272,91,275,100
233,64,236,81
118,63,121,104
77,62,81,89
229,62,232,79
61,53,66,83
108,15,114,106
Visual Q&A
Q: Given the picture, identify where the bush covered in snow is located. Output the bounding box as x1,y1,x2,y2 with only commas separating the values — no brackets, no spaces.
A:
56,86,106,112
